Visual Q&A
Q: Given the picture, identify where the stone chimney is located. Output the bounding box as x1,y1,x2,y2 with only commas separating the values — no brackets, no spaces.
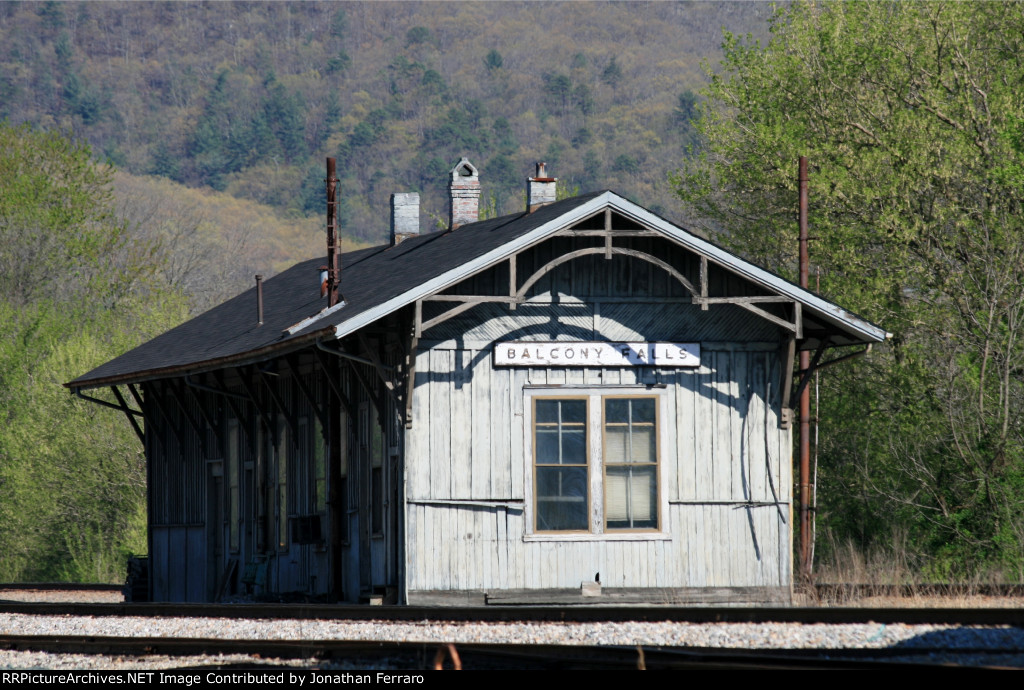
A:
527,162,557,212
390,192,420,245
448,157,480,229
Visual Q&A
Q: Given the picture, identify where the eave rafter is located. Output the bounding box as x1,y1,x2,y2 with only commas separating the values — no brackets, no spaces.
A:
73,385,146,445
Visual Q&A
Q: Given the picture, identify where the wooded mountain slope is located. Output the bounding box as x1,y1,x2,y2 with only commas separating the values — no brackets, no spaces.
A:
0,1,770,251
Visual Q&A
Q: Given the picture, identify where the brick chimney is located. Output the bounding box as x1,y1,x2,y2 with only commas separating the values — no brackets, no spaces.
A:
448,157,480,229
390,192,420,245
527,162,557,212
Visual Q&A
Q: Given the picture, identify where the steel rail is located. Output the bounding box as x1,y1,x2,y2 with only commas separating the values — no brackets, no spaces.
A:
2,601,1024,626
0,635,976,670
11,581,1021,598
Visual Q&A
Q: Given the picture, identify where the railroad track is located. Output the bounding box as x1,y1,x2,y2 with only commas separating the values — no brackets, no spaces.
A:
2,584,1023,669
2,600,1024,625
0,635,984,669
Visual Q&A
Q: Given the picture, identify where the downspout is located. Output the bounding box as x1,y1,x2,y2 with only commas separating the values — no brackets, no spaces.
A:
315,337,394,372
185,373,249,401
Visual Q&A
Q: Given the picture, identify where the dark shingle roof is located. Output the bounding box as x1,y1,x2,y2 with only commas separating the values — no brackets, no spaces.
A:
68,193,604,389
69,188,888,390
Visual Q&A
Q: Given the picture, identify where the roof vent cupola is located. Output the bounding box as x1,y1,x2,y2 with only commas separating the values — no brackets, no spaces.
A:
448,157,480,230
527,162,557,212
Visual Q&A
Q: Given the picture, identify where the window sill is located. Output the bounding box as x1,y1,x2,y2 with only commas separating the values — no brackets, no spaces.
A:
523,532,671,543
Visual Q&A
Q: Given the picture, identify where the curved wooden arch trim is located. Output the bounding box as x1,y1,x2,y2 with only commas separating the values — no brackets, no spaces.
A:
515,247,698,299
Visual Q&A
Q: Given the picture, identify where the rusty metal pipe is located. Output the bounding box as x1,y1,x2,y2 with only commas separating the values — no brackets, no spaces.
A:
315,337,393,372
798,156,812,580
255,274,264,325
184,374,249,401
326,157,340,307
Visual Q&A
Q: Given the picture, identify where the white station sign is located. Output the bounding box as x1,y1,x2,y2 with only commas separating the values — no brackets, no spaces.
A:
494,342,700,367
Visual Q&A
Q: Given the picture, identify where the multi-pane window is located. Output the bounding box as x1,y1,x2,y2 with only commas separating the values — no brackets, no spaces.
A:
534,398,589,531
532,393,660,534
604,398,658,530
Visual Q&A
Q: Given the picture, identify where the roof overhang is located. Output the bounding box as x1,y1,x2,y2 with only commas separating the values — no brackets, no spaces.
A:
70,191,888,392
65,325,337,391
308,191,888,346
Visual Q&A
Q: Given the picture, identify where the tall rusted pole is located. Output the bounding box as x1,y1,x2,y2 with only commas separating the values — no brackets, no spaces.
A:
798,156,812,579
324,157,342,600
326,157,340,307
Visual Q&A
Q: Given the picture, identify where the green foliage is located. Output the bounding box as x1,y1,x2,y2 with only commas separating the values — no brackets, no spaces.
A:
0,123,187,582
0,303,159,582
601,56,623,88
484,49,503,71
0,123,130,308
326,50,351,75
572,84,594,116
189,68,309,189
612,154,639,175
0,2,770,244
542,72,572,112
484,153,518,212
673,90,701,150
675,1,1024,579
405,26,431,47
329,8,348,39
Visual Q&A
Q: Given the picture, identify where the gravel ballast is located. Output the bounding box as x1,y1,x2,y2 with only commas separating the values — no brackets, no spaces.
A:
2,612,1024,669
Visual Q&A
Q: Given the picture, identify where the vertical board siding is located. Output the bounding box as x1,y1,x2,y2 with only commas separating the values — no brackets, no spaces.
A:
677,368,697,502
409,350,431,500
408,343,791,593
749,353,767,504
429,349,451,500
186,526,206,600
407,503,788,590
450,349,472,499
168,528,187,601
471,352,493,497
407,231,793,597
151,528,168,600
492,366,512,498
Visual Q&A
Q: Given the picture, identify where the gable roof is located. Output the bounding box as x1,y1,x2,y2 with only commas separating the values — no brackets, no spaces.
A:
68,190,888,390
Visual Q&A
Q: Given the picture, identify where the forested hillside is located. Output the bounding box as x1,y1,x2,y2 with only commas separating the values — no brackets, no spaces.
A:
4,1,1024,585
0,1,772,583
677,1,1024,580
0,1,770,253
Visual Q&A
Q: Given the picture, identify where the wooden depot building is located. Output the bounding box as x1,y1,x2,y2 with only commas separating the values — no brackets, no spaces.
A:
69,160,887,604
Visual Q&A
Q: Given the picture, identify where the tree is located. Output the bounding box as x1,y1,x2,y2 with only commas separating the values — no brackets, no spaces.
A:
542,72,572,112
0,123,186,582
326,50,351,74
673,90,701,150
601,55,623,89
0,124,130,308
673,2,1024,579
405,26,431,47
484,49,503,71
329,7,347,39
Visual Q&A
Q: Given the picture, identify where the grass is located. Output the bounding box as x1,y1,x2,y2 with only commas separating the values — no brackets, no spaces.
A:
797,533,1024,607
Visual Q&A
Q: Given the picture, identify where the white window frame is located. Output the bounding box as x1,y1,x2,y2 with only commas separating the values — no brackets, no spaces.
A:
523,386,671,542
